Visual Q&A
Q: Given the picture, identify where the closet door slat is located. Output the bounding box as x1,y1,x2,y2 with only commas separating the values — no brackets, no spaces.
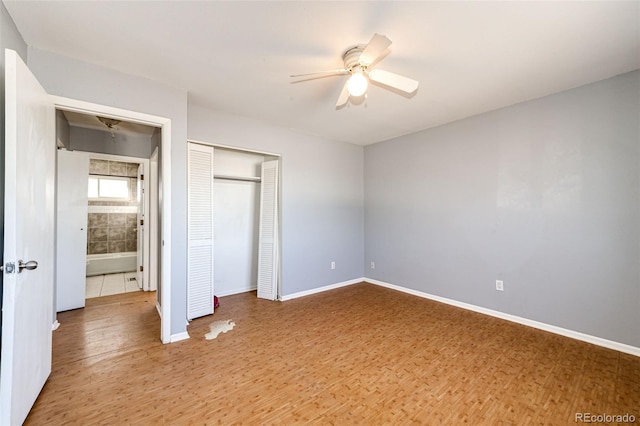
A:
187,143,214,319
257,160,279,300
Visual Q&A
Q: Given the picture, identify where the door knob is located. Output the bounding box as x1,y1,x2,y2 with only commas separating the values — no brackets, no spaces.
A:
18,259,38,273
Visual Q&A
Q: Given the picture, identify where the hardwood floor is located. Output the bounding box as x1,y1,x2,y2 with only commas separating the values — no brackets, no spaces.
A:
26,283,639,425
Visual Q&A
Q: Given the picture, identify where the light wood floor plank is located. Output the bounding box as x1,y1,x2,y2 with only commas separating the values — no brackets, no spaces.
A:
26,283,639,424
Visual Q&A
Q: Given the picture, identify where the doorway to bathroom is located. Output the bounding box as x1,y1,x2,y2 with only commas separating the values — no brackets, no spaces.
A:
84,154,150,299
55,110,157,312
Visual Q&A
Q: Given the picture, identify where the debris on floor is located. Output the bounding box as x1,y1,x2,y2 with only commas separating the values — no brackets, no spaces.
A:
205,319,235,340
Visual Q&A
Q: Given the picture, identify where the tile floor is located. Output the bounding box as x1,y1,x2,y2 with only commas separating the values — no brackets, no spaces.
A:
86,272,141,298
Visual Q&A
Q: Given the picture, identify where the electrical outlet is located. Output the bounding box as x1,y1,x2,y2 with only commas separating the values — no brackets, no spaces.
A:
370,261,375,269
496,280,504,291
331,261,336,270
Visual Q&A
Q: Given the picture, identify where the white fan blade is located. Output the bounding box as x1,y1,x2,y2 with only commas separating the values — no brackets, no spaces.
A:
336,81,350,107
359,33,392,66
290,69,348,78
368,69,419,94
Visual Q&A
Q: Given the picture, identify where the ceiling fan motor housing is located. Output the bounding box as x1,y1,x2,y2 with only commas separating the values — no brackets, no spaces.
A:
342,45,366,72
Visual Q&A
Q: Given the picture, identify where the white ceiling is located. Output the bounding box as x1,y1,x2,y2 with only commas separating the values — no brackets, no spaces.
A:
4,1,639,146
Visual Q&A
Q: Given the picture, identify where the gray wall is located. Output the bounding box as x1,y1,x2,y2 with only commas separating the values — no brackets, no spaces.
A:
188,105,365,296
1,2,28,335
55,110,70,148
151,126,161,154
27,47,189,337
69,126,152,158
364,70,640,347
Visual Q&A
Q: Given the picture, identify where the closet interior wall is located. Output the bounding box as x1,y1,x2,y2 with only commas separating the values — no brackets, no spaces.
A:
213,148,268,297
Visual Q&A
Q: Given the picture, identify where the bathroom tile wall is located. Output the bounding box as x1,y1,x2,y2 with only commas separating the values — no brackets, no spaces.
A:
87,160,140,255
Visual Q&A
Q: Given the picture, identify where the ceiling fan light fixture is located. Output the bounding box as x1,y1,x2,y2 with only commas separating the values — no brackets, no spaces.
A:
97,116,121,128
347,69,368,97
97,116,121,139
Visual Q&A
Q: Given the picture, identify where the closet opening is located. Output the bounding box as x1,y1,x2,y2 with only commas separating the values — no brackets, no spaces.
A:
187,141,281,321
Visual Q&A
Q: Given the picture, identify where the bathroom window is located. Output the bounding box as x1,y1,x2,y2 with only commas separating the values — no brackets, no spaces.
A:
88,176,130,200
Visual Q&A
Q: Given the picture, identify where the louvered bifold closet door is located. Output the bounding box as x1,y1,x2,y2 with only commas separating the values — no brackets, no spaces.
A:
187,143,215,319
257,160,279,300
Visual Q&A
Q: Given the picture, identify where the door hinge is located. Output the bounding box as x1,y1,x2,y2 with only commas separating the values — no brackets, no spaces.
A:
139,265,144,272
1,262,16,274
140,174,144,181
140,219,144,226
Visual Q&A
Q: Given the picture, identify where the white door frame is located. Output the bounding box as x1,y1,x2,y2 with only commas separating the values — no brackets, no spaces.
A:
52,96,172,344
149,147,159,293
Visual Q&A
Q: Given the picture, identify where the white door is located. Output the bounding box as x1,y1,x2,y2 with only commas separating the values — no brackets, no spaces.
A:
56,149,89,311
257,160,279,300
136,163,145,289
187,143,214,319
0,49,55,425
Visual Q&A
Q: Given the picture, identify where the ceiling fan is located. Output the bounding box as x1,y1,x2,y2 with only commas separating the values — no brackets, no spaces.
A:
291,33,419,108
97,116,121,138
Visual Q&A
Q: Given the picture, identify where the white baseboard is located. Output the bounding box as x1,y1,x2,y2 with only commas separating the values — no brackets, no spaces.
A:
365,278,640,358
52,320,60,331
170,332,190,343
280,277,364,301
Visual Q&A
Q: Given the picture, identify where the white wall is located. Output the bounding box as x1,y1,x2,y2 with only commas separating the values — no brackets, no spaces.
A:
214,181,260,296
27,47,189,337
213,148,264,297
365,70,640,348
188,104,365,296
214,147,264,178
